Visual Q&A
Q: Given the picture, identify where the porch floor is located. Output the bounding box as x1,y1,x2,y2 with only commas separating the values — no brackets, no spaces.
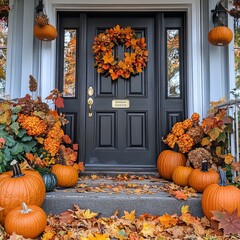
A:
42,172,203,218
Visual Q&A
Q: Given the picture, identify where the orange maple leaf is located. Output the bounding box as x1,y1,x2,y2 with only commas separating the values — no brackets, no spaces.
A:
110,71,119,80
159,213,177,228
55,96,64,108
174,190,188,200
62,134,72,144
77,162,85,172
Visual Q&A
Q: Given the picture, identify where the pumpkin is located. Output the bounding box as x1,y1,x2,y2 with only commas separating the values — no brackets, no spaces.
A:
172,166,193,186
51,164,78,187
4,202,47,238
42,172,58,192
157,150,186,180
202,169,240,220
0,160,46,223
34,23,57,41
208,26,233,46
188,161,219,193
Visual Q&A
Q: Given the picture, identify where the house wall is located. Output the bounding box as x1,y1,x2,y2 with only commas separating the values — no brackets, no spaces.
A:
6,0,234,117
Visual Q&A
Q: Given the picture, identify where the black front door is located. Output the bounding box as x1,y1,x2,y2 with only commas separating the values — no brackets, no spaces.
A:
85,16,155,170
57,12,186,171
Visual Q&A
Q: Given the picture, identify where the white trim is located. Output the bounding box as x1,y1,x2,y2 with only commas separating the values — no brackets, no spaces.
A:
41,0,203,116
6,0,35,98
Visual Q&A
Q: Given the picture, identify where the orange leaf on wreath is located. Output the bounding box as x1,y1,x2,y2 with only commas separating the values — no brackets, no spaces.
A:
110,72,119,80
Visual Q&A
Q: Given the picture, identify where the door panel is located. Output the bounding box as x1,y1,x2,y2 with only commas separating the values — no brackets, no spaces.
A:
57,12,187,171
85,16,155,169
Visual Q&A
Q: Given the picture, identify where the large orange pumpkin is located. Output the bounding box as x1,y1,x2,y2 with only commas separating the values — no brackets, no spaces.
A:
208,26,233,46
34,24,57,41
51,164,78,187
202,169,240,220
4,202,47,239
0,160,46,223
188,161,219,193
157,150,186,180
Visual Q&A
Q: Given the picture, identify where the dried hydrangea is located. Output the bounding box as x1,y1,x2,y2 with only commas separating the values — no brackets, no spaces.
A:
187,147,213,169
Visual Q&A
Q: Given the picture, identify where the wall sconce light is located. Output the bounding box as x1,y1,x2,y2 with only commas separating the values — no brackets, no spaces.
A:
211,1,228,27
35,0,43,14
208,1,233,46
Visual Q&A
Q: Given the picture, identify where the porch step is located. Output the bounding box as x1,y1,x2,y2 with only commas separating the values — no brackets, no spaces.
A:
42,173,203,217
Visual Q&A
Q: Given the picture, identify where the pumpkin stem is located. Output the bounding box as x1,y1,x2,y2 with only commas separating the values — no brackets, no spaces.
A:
201,161,208,172
219,168,227,186
173,143,179,152
10,160,24,178
19,202,33,214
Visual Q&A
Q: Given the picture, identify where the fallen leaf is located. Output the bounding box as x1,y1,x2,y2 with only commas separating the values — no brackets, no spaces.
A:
83,209,99,219
181,205,190,214
211,209,240,235
174,190,188,200
123,210,135,221
159,213,177,228
140,221,156,237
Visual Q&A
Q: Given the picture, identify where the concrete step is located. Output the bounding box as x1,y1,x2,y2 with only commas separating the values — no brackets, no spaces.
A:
42,173,203,217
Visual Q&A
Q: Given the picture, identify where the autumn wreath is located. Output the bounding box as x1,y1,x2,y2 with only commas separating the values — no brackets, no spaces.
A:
92,25,148,80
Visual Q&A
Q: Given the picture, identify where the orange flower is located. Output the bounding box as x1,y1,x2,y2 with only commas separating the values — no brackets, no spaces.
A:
18,114,47,136
44,137,61,157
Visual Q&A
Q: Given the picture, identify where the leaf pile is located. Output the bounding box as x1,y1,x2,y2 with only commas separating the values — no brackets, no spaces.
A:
39,205,237,239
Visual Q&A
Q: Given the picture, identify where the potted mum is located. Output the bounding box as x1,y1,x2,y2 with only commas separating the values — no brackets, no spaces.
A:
163,100,233,169
0,75,84,177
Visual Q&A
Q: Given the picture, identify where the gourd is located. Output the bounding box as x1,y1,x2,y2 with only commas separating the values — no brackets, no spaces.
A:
0,160,46,223
157,150,186,180
51,164,78,187
208,26,233,46
188,161,219,192
172,166,193,186
202,169,240,220
4,202,47,239
42,172,58,192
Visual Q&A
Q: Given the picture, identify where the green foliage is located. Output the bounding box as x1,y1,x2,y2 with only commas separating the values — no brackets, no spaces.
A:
0,102,37,173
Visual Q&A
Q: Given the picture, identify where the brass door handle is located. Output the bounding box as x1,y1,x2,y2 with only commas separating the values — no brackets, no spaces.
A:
88,97,93,117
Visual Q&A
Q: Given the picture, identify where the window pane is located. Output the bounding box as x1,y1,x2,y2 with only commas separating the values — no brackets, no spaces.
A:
167,29,180,98
234,19,240,91
63,29,77,97
0,5,8,97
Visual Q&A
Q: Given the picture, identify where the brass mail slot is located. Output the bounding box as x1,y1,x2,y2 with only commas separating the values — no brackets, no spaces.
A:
112,99,130,108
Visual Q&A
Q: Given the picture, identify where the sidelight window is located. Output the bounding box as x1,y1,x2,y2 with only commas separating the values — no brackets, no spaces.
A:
166,29,180,98
63,29,77,98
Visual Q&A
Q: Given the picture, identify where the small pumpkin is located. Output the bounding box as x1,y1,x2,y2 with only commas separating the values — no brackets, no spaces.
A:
51,164,78,187
4,202,47,239
188,161,219,193
42,172,58,192
157,150,186,180
34,24,57,41
202,169,240,220
208,26,233,46
0,160,46,223
172,166,193,187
